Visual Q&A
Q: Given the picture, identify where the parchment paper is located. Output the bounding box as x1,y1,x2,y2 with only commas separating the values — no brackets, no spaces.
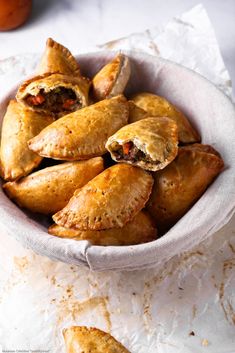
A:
0,4,232,97
0,4,235,353
98,4,233,98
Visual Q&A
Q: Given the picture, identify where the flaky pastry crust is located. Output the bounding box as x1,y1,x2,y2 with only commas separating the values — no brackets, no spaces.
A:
92,54,131,101
132,92,200,143
0,100,53,181
3,158,104,214
63,326,130,353
53,164,153,230
49,211,157,245
128,100,148,123
28,95,129,160
147,144,224,233
36,38,81,76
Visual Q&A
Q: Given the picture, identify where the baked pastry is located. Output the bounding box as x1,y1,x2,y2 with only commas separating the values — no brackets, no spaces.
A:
49,211,157,246
36,38,81,76
3,158,104,214
106,117,178,171
128,100,148,123
147,144,224,233
28,95,129,161
63,326,130,353
92,53,130,101
0,100,53,181
132,92,200,143
53,164,153,230
16,73,90,116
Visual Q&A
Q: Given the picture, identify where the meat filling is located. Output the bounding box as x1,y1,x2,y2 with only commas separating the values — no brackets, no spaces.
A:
25,87,82,113
114,142,152,163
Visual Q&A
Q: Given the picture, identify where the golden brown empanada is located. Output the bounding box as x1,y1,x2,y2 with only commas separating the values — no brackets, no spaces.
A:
16,73,90,116
181,143,222,157
53,164,153,230
0,100,53,181
28,95,129,161
49,211,157,246
106,117,178,171
37,38,81,76
3,158,104,214
132,92,200,143
128,100,148,123
63,326,130,353
92,53,131,101
147,144,224,233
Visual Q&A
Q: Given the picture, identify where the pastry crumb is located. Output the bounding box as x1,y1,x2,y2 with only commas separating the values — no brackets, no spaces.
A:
202,338,209,346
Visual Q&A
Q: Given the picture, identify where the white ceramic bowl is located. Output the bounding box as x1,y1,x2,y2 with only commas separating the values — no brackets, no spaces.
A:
0,51,235,271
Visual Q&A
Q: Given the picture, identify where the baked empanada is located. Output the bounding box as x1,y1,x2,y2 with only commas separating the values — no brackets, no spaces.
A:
16,73,90,116
53,164,153,230
132,92,200,143
28,95,129,161
92,53,130,101
63,326,130,353
49,211,157,246
3,158,104,214
0,100,53,181
147,144,224,233
106,117,178,171
128,100,148,123
37,38,81,76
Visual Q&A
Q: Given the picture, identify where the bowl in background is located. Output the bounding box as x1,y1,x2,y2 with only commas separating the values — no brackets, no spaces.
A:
0,51,235,271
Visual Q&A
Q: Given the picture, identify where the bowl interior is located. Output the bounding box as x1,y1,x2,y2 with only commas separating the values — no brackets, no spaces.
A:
0,51,235,271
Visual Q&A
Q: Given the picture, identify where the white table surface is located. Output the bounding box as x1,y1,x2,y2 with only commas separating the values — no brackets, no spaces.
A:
0,1,235,352
0,0,235,98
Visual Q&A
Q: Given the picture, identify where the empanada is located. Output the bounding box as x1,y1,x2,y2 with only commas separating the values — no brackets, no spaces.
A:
63,326,130,353
0,100,53,181
37,38,81,76
106,117,178,171
128,100,148,123
3,158,104,214
16,73,90,116
49,211,157,246
53,164,153,230
28,95,129,161
92,53,130,101
132,92,200,143
147,144,224,233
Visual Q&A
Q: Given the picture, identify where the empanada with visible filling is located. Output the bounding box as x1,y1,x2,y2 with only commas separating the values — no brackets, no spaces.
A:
0,100,53,181
36,38,81,76
92,53,130,101
49,211,157,246
132,92,200,143
3,158,104,214
63,326,130,353
53,164,153,230
106,117,178,171
147,144,224,233
16,73,90,116
28,95,129,161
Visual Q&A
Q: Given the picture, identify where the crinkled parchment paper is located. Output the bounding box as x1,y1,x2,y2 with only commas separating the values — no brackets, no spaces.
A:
0,4,234,353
